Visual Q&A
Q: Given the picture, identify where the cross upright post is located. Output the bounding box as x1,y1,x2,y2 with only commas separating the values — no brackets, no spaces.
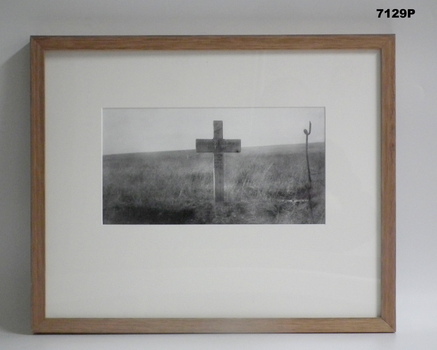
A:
196,120,241,203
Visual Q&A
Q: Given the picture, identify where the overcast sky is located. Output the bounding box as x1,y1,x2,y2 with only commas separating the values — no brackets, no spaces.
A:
102,107,325,155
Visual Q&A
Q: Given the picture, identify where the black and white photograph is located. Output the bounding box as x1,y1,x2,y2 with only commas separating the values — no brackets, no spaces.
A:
103,108,325,225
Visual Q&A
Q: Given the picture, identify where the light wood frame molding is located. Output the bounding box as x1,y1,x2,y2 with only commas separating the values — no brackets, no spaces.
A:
31,35,395,334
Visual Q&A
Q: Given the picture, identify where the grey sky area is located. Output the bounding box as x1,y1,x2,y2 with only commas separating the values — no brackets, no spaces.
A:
103,108,325,155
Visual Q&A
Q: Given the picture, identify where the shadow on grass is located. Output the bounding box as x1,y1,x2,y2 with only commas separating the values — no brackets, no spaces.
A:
104,206,198,225
104,198,323,225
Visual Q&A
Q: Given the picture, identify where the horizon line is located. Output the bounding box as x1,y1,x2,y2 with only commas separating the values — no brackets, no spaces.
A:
103,141,325,156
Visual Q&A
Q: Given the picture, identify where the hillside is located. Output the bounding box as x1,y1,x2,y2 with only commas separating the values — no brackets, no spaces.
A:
103,142,325,225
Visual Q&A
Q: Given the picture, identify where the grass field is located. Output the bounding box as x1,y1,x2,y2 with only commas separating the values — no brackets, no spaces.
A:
103,143,325,224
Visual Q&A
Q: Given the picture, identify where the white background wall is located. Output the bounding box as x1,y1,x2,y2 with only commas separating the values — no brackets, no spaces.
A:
1,0,436,348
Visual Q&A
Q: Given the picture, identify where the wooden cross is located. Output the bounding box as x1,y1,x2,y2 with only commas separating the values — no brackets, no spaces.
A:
196,120,241,202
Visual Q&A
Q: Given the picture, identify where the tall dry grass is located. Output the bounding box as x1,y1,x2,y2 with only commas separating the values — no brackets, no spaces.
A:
103,143,325,224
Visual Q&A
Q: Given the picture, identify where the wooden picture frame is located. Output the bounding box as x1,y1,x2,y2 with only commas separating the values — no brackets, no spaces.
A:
31,35,395,333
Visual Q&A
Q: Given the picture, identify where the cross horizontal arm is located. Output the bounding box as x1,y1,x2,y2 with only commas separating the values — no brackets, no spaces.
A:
196,139,241,153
